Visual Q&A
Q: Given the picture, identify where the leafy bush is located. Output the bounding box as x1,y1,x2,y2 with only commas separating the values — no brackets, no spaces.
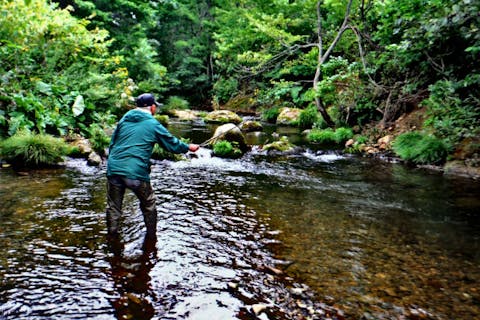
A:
334,127,354,144
261,106,282,123
298,105,319,129
307,128,336,145
151,144,183,161
154,115,169,126
0,1,128,138
163,96,190,113
423,79,480,146
0,132,68,167
393,132,449,164
87,124,110,155
213,77,238,104
308,127,353,146
213,140,242,158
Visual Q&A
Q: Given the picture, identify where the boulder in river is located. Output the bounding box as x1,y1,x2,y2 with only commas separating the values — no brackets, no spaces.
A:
240,120,263,132
87,152,102,166
208,123,249,153
277,107,302,125
263,136,296,153
204,110,242,124
69,138,93,157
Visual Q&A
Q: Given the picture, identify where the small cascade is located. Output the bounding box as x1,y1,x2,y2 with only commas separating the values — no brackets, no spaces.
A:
303,149,345,162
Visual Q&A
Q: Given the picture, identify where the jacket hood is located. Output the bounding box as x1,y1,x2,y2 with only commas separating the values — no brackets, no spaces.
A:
122,109,153,123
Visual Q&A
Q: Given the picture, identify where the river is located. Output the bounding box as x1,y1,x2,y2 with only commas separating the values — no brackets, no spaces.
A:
1,122,479,319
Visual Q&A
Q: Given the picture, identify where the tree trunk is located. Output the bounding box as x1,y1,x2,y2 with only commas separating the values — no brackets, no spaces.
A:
313,0,354,128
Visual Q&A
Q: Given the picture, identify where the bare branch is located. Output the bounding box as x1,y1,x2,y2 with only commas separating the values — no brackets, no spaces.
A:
320,0,354,65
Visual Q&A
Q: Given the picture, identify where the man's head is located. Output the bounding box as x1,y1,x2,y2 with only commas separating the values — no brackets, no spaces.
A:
136,93,161,115
136,93,161,108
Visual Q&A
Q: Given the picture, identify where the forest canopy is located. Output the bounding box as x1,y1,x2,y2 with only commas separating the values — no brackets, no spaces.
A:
0,0,479,156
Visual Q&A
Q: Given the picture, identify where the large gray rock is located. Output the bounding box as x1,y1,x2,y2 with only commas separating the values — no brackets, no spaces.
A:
208,123,249,152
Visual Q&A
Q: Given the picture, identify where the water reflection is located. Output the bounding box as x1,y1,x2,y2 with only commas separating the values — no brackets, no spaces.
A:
1,145,479,319
107,234,157,320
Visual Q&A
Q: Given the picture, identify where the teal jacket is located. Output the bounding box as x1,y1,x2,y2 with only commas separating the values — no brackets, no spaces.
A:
107,109,189,181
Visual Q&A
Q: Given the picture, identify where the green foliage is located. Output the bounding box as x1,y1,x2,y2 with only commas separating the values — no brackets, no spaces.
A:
298,105,319,129
423,78,480,146
307,127,353,146
393,132,449,164
256,80,305,108
164,96,190,113
0,131,68,167
154,115,169,126
345,135,369,154
151,144,183,161
0,0,128,137
307,128,337,145
261,106,282,124
334,127,354,144
213,77,238,104
87,124,110,155
213,140,242,158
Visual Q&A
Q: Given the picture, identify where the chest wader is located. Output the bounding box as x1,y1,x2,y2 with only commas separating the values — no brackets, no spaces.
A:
106,175,157,239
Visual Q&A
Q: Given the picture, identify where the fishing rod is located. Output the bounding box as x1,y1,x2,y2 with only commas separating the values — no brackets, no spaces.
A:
199,125,239,147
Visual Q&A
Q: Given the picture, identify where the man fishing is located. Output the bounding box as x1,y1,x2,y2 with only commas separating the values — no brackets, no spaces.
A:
106,93,199,241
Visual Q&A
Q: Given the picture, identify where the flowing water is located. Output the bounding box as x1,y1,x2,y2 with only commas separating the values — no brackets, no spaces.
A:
1,122,479,320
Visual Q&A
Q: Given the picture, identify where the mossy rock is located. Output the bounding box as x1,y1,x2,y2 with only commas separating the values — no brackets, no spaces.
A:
208,123,249,152
204,110,242,124
222,94,257,114
276,107,302,126
240,120,263,132
263,136,295,152
166,109,199,121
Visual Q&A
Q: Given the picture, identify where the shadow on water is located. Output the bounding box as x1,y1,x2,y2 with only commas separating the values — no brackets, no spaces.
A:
1,123,480,319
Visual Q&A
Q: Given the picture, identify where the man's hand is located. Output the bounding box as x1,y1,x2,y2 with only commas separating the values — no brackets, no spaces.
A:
188,144,200,152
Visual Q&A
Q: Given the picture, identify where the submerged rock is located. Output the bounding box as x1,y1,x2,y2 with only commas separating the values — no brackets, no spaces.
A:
263,136,295,153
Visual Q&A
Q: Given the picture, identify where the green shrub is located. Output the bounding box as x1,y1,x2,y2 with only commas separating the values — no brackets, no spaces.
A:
298,106,319,129
151,144,183,161
66,145,82,158
334,127,354,144
88,124,110,155
313,117,329,130
163,96,190,113
213,140,242,158
0,132,68,167
154,114,169,126
423,79,480,146
355,135,369,144
393,132,449,164
213,77,238,104
261,106,281,123
307,128,336,145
